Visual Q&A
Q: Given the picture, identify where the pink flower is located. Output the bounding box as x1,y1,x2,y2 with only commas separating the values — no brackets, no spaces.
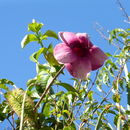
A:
54,32,107,79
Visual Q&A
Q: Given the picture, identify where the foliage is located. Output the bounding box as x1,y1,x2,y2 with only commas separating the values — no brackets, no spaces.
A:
0,19,130,130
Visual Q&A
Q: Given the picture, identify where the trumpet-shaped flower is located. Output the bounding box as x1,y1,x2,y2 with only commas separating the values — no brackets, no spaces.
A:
54,32,107,79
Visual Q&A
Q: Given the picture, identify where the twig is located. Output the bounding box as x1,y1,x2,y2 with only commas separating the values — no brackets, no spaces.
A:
79,58,126,129
75,70,99,118
95,23,122,50
116,0,130,22
34,65,65,111
92,86,113,114
84,70,99,100
7,118,15,130
12,114,15,130
93,58,126,114
95,23,109,41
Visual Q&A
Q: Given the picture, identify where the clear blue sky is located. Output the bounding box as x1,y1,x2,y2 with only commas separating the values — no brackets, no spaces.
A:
0,0,130,128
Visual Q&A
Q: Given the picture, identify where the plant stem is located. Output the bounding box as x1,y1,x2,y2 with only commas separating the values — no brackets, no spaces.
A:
19,88,29,130
124,63,130,111
75,70,99,117
34,65,65,111
7,118,15,130
36,32,44,48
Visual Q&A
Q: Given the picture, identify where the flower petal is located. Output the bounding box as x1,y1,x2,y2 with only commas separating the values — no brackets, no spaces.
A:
59,32,79,47
76,33,93,47
89,46,108,70
54,43,77,63
65,58,91,79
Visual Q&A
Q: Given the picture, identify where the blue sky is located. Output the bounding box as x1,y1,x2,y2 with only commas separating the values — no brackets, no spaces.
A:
0,0,129,87
0,0,130,128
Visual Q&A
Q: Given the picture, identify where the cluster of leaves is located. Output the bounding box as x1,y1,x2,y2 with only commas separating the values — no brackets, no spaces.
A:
0,20,130,130
94,28,130,129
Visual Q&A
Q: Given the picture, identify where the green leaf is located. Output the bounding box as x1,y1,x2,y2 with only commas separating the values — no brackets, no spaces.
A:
47,44,53,53
0,79,14,85
43,103,51,117
0,112,6,122
62,110,70,116
28,20,44,33
114,115,119,126
63,125,76,130
45,52,59,66
46,76,54,87
95,108,106,130
0,104,7,121
36,64,49,75
31,90,41,99
6,89,37,128
112,94,120,103
33,75,54,95
125,39,130,44
87,91,93,101
126,28,130,31
109,28,127,43
107,110,117,115
43,44,59,66
42,30,58,40
30,48,44,63
124,45,130,51
0,79,14,91
123,122,130,130
105,52,113,57
0,84,9,91
21,34,38,48
27,78,37,88
40,126,54,130
125,110,130,115
56,83,77,93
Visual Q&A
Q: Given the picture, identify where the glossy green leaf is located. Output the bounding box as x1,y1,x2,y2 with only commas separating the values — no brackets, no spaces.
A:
0,112,6,122
62,110,70,116
36,64,49,75
28,20,44,33
31,90,41,99
112,94,120,103
43,103,51,117
0,104,7,121
43,44,59,66
40,126,54,130
56,83,77,92
47,44,53,53
63,123,76,130
27,78,37,88
109,28,127,43
21,34,38,48
106,52,113,57
124,45,130,51
87,91,93,101
125,110,130,115
0,84,9,91
0,79,14,85
122,122,130,130
34,75,54,95
45,52,59,66
114,115,119,126
30,48,44,63
0,79,14,91
42,30,58,40
107,110,117,115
